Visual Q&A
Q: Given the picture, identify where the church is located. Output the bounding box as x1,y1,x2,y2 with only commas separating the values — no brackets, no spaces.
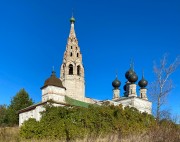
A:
19,16,152,126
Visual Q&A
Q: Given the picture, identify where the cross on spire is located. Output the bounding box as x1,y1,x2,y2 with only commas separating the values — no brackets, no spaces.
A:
142,69,144,79
116,70,118,79
130,58,134,71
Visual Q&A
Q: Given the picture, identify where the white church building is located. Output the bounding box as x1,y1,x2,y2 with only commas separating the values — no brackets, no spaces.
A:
19,16,152,126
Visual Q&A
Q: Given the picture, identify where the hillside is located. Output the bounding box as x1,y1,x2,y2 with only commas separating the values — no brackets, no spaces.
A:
16,105,180,141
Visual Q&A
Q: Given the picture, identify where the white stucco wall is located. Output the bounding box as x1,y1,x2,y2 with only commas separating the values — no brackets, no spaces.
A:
42,86,66,103
19,102,66,126
139,88,148,100
133,97,152,114
113,89,120,100
106,96,152,114
63,75,85,101
19,105,45,126
128,84,137,97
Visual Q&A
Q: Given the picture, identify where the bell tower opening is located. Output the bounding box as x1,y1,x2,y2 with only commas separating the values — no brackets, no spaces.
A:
69,64,73,75
77,65,80,76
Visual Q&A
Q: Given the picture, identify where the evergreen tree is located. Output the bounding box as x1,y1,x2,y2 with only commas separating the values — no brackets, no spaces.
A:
7,88,33,125
0,105,8,126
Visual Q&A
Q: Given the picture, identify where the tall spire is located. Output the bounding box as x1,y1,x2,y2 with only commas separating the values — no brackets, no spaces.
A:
69,16,76,38
60,15,85,101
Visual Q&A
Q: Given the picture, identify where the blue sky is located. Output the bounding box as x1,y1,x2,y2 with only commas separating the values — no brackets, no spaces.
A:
0,0,180,117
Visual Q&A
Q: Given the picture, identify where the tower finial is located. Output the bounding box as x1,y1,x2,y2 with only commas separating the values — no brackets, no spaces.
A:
116,70,118,78
70,9,75,24
72,8,74,17
69,15,76,37
51,66,56,76
142,69,144,79
130,58,134,71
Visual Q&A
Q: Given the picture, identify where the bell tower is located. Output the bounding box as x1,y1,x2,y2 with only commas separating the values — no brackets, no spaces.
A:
60,16,85,101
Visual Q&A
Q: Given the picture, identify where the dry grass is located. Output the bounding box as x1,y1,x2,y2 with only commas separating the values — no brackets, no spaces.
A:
0,127,20,142
0,126,180,142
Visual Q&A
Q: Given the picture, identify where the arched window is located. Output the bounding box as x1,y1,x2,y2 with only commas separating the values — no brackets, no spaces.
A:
69,64,73,75
70,52,73,56
77,65,80,76
77,53,79,57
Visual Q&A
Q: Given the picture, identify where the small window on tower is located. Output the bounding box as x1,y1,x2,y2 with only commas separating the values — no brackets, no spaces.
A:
71,46,72,49
69,64,73,75
77,53,79,57
77,65,80,76
70,52,73,56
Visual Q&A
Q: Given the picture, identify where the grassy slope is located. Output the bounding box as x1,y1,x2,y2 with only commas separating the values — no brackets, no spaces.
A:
0,126,180,142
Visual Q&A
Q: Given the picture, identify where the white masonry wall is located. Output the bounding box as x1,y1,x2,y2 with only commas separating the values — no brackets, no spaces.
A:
133,97,152,114
112,89,120,100
108,96,152,114
19,105,45,126
19,102,66,126
139,88,148,100
42,86,66,103
63,75,85,101
128,84,137,97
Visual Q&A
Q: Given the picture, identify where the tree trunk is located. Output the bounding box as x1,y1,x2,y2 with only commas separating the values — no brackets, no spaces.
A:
157,97,160,122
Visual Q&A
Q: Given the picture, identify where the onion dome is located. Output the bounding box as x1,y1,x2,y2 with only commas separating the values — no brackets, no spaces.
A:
138,75,148,88
41,71,65,89
125,69,134,79
112,77,121,89
128,73,138,83
70,16,75,23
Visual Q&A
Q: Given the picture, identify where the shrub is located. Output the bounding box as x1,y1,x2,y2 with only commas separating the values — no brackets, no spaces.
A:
20,105,156,140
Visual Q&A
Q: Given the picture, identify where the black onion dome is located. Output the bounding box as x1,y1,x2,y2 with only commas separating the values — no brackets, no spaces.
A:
112,78,121,89
125,69,134,79
138,77,148,88
41,71,65,89
128,73,138,83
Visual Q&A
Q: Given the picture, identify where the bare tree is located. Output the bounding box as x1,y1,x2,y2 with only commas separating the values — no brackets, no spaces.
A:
149,54,180,121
